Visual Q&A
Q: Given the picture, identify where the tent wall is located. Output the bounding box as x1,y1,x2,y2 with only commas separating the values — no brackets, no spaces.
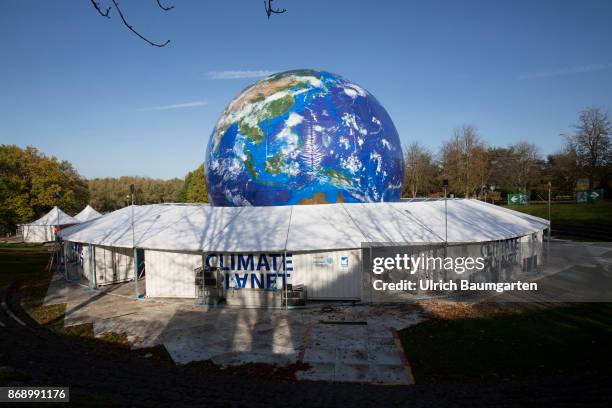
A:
145,249,201,298
23,225,53,243
292,249,362,300
95,245,134,285
81,244,92,282
60,226,546,305
63,242,90,282
143,248,363,300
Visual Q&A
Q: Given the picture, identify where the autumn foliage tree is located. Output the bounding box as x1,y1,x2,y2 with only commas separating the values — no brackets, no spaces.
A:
0,145,89,234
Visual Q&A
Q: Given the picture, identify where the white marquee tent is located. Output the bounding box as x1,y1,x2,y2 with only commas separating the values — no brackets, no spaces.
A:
58,199,549,303
59,199,549,252
22,206,80,243
74,205,102,222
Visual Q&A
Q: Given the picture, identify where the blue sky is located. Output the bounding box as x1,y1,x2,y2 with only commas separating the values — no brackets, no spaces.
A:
1,0,611,179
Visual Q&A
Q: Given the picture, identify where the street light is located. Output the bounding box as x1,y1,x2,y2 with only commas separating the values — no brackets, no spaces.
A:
54,190,65,279
442,179,449,246
547,182,551,263
129,184,142,299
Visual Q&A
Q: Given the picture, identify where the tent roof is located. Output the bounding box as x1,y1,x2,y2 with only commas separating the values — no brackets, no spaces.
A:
59,200,549,252
74,205,102,222
27,206,80,226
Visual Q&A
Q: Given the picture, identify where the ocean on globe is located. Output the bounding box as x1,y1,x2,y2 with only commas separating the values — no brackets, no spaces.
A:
205,69,404,206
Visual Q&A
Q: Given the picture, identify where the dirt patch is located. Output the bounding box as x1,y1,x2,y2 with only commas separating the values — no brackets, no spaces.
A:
415,299,545,320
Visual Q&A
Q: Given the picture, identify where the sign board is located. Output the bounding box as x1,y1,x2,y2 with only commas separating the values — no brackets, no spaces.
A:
575,189,604,204
508,193,529,205
576,178,590,190
313,256,333,267
340,256,349,268
205,253,292,290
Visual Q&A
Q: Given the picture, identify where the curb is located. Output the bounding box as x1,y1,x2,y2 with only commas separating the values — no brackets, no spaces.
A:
389,327,415,385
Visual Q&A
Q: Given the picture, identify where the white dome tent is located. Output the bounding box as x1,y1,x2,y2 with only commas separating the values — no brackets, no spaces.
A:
58,199,549,307
74,205,102,222
21,206,80,243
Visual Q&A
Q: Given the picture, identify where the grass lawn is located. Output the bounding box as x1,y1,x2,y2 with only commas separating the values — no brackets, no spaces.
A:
501,201,612,227
400,303,612,384
0,243,169,358
0,243,98,340
0,243,50,289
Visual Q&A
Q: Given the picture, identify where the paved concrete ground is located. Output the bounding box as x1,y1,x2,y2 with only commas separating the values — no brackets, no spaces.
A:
42,274,422,385
489,241,612,303
42,240,611,385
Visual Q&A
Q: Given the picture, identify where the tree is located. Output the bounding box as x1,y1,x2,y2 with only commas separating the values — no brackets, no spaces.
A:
88,176,183,212
545,148,579,196
90,0,173,47
0,145,89,234
178,165,208,203
402,142,437,198
89,0,288,47
487,147,513,194
440,125,489,198
566,107,611,189
507,142,541,194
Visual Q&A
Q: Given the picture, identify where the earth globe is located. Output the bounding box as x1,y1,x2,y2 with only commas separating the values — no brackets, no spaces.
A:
205,69,404,206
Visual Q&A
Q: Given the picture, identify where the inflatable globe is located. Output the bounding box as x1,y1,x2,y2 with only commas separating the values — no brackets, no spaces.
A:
205,69,404,206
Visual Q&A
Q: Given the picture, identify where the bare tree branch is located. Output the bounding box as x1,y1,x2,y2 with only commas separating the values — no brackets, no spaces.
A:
156,0,175,12
264,0,287,19
90,0,111,17
111,0,170,47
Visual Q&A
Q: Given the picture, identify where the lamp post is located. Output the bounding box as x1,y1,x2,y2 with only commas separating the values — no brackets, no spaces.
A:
54,191,65,279
442,179,448,247
547,181,551,262
129,185,141,299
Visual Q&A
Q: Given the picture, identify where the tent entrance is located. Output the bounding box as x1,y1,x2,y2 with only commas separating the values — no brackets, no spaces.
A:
94,245,134,286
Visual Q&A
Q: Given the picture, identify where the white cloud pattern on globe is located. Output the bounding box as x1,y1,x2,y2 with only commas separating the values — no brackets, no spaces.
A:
206,69,404,206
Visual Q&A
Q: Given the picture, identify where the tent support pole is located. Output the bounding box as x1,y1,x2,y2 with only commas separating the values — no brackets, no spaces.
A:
134,248,141,299
281,206,294,311
62,242,67,281
89,245,96,289
369,246,373,304
284,250,288,311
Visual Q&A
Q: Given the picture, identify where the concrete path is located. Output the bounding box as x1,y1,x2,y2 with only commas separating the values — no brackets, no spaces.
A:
40,240,611,385
298,323,413,384
42,277,422,385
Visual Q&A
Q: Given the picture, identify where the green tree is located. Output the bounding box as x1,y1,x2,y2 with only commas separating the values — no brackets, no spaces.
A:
179,165,208,203
0,145,89,234
88,176,184,212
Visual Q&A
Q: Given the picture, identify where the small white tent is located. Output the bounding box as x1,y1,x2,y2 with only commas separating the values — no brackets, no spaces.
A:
74,205,102,222
22,206,80,243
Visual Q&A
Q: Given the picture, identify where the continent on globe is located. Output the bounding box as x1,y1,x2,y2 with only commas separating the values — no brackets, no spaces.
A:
205,69,404,206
